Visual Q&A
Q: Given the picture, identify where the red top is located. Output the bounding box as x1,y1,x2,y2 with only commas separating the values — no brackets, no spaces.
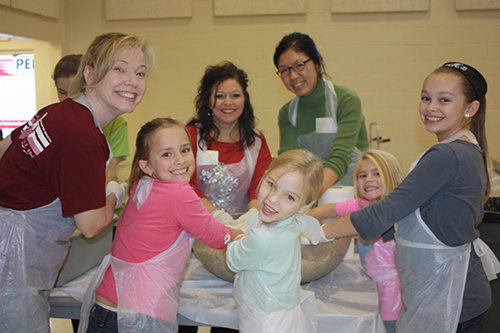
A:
0,99,109,216
186,125,272,203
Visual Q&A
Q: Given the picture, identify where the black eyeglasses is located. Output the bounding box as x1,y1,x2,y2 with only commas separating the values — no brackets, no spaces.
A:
276,58,312,77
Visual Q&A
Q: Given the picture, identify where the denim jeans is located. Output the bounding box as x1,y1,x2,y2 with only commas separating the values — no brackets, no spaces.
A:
456,311,488,333
383,320,396,333
87,303,118,333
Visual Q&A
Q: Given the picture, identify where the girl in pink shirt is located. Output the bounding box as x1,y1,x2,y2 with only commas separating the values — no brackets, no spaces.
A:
310,149,405,333
80,118,240,333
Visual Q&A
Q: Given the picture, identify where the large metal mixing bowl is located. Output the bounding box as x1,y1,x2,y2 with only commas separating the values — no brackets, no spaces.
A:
192,237,351,284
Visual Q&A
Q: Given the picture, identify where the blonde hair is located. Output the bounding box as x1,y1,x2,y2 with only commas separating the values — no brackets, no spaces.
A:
70,32,155,96
266,149,324,209
353,149,405,200
128,118,186,193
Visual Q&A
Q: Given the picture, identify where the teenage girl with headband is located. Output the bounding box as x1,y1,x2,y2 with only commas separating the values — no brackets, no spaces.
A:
321,62,500,332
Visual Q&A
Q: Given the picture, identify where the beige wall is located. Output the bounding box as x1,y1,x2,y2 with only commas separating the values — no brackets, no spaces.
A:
2,0,500,180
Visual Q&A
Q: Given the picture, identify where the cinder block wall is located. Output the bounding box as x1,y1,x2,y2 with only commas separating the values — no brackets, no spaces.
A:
2,0,499,179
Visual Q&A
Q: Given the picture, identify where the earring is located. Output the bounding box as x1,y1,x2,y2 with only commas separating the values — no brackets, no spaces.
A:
148,172,153,177
465,113,470,118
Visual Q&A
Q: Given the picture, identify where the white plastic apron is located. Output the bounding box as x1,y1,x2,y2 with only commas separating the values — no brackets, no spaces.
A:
0,199,76,333
233,272,317,333
288,78,361,186
395,207,470,332
394,130,499,332
78,230,194,333
195,129,261,216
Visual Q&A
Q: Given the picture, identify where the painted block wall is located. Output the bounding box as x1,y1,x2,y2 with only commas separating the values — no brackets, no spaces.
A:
1,0,499,179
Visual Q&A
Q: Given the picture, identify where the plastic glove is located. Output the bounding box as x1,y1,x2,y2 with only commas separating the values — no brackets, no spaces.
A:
212,209,235,226
106,181,127,209
319,225,336,243
298,214,336,245
233,208,258,232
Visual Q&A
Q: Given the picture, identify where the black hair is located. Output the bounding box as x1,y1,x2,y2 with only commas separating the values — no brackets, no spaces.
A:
187,61,257,150
273,32,326,76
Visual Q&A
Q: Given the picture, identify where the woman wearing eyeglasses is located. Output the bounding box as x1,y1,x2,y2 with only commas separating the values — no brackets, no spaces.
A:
273,32,368,194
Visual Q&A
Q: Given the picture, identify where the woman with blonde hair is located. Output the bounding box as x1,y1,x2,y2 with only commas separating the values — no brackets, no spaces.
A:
0,32,154,333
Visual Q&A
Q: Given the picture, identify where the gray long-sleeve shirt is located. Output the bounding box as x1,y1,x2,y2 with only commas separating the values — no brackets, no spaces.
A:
352,140,490,322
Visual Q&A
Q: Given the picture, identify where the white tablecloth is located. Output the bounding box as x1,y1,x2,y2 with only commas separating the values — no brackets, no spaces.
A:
51,257,385,332
179,258,385,332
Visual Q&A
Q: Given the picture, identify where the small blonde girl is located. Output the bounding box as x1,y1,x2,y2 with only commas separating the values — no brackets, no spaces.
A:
310,149,405,333
226,149,325,333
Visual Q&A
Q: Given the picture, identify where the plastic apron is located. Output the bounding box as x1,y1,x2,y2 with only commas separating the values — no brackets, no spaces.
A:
231,214,319,333
195,129,261,216
78,230,194,333
394,130,499,332
288,78,361,186
233,272,317,333
0,199,76,333
364,238,402,321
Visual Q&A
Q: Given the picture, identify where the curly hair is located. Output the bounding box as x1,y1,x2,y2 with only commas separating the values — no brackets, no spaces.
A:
187,61,257,150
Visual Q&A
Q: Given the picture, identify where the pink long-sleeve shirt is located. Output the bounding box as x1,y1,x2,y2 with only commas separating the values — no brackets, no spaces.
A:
96,179,232,303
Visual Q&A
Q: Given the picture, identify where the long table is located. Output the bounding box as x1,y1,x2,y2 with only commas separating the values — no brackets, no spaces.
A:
49,257,385,332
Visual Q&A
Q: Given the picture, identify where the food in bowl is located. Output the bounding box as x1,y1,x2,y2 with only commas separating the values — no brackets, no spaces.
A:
192,237,351,284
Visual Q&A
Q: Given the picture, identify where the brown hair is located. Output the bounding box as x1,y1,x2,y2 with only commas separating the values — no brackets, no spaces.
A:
188,61,256,150
432,66,490,198
128,118,185,193
52,54,82,81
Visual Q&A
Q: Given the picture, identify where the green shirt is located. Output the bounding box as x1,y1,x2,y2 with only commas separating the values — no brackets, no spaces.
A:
102,115,129,161
278,79,368,180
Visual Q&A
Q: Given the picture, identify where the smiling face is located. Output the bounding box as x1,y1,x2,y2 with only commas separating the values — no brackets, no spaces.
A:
257,168,311,225
277,48,320,97
419,72,476,142
85,46,147,119
356,158,383,203
139,126,195,182
209,78,245,128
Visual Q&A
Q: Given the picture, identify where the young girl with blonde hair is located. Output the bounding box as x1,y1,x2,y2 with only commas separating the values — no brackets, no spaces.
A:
226,149,327,333
311,149,405,333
